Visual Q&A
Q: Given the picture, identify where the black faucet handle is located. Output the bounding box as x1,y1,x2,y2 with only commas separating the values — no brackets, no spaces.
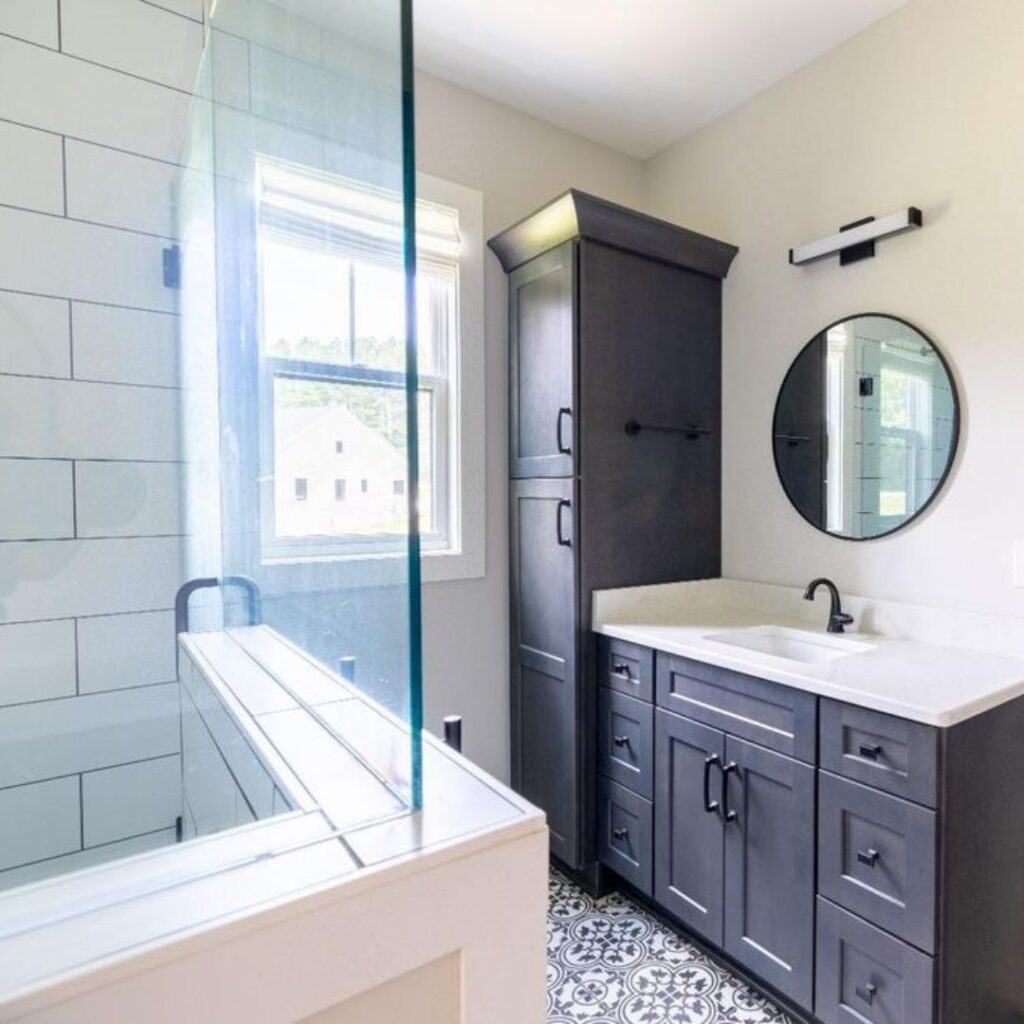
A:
830,611,855,634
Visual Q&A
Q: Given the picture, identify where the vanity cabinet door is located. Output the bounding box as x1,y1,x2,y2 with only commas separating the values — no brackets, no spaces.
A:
509,242,576,479
510,476,578,864
654,710,726,946
723,735,815,1010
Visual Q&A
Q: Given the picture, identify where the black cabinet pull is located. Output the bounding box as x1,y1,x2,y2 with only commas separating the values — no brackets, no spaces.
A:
612,827,629,842
855,982,878,1005
556,499,572,547
703,754,721,815
612,735,630,749
775,433,812,447
857,848,880,868
859,742,883,760
625,418,710,441
556,407,573,455
612,661,632,678
720,761,739,822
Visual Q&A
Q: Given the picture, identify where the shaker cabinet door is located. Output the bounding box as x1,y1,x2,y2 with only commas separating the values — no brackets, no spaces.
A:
510,477,578,863
723,735,816,1011
509,242,576,478
654,710,726,946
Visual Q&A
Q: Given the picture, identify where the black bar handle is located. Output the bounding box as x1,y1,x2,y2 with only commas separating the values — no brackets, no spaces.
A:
721,761,739,822
556,499,572,547
855,982,878,1005
703,754,721,815
556,407,573,455
612,827,629,842
859,743,883,760
612,661,632,678
443,715,463,753
625,418,711,441
613,735,630,749
857,848,880,868
775,433,812,447
175,575,262,635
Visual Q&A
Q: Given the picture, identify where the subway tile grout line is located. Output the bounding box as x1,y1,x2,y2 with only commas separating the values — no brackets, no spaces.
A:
0,608,175,629
0,681,181,714
66,299,74,378
0,456,186,466
0,200,182,244
138,0,205,26
73,617,80,696
78,773,84,850
0,533,189,546
0,368,184,392
0,750,183,796
0,283,183,318
70,461,78,538
60,136,68,216
56,0,63,53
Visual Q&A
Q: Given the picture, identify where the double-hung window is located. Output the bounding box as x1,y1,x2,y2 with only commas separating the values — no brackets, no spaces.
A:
255,159,460,562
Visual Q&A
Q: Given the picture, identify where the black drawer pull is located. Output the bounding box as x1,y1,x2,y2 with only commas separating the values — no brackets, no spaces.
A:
703,754,721,815
857,848,880,868
556,407,573,455
859,742,883,760
556,499,572,547
855,982,878,1005
611,661,632,678
721,761,738,823
612,827,629,842
612,735,630,749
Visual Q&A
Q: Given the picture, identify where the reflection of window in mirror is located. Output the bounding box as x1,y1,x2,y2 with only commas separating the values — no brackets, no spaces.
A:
824,327,846,534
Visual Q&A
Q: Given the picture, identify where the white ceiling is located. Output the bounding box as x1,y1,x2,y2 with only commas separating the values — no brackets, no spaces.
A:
413,0,909,158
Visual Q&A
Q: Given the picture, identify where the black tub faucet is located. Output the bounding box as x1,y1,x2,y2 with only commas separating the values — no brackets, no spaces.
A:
804,578,854,634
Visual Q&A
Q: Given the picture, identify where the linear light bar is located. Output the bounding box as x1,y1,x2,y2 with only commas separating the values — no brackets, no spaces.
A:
789,207,923,266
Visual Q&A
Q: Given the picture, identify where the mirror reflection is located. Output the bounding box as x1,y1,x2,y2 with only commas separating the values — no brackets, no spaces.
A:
773,315,958,540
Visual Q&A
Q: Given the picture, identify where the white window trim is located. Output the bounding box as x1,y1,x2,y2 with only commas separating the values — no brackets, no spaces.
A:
416,172,485,584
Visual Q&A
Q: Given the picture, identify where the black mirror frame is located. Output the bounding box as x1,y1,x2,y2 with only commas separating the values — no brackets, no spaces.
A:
772,313,961,543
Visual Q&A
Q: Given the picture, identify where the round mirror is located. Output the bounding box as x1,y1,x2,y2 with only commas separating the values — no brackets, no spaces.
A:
773,314,959,541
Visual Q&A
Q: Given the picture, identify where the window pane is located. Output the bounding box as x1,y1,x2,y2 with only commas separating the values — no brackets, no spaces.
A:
260,238,349,361
353,263,406,370
271,377,434,543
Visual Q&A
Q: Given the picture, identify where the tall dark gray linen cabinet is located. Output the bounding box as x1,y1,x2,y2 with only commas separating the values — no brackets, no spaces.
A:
489,192,737,872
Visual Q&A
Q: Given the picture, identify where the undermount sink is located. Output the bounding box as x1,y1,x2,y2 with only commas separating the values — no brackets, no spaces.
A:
705,625,875,664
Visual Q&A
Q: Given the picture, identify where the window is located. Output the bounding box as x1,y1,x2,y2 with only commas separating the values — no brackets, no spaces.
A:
255,159,461,561
294,478,308,501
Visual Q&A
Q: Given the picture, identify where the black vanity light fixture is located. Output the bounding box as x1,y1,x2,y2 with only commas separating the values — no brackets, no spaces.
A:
789,207,923,267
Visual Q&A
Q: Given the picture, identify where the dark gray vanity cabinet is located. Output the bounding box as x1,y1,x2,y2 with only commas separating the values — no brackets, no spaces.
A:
491,191,737,871
595,638,1024,1024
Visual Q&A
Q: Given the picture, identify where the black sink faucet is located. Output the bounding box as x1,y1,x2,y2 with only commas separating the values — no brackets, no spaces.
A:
803,578,855,634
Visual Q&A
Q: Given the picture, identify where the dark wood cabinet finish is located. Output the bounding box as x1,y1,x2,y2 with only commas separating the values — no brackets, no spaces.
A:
723,735,816,1008
599,635,655,703
656,652,817,763
492,193,736,872
818,771,937,953
820,698,939,807
508,243,576,479
654,709,726,946
816,897,935,1024
598,776,653,895
509,476,577,863
598,688,654,800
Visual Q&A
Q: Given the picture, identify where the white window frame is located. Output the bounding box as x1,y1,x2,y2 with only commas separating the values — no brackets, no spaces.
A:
253,162,484,583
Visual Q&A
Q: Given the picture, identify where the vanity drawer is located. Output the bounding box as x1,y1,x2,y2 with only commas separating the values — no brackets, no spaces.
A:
655,652,817,763
821,699,940,808
818,772,937,953
598,776,653,895
598,635,654,703
598,688,653,800
815,898,934,1024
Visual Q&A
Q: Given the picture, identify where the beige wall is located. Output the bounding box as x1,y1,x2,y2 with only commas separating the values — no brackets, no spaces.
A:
415,71,646,780
645,0,1024,618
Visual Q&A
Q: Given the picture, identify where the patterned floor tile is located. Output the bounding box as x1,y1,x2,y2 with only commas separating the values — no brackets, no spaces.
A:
547,872,796,1024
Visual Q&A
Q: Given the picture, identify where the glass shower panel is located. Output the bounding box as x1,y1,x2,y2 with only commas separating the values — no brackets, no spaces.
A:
178,0,423,826
0,0,420,900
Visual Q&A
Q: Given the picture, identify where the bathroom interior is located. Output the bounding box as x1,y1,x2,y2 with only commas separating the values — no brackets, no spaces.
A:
1,0,1023,1022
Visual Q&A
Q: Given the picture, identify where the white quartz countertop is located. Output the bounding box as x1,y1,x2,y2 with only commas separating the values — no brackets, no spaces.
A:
594,581,1024,728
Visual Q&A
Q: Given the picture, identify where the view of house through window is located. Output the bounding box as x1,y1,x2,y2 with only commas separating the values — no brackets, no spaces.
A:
256,160,460,559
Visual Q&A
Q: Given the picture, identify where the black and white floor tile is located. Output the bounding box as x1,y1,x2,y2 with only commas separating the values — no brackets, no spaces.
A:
547,873,796,1024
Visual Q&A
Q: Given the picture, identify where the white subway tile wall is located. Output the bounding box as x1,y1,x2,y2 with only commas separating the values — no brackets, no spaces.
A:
0,0,203,880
